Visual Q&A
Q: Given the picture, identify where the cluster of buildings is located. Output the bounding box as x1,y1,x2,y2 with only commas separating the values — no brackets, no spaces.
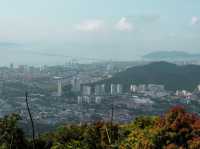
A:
130,84,165,93
130,84,168,98
76,83,169,104
81,83,123,96
77,83,123,104
175,90,193,99
175,85,200,100
1,61,200,130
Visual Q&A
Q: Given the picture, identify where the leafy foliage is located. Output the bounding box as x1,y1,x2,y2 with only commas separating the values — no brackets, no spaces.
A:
0,114,28,149
0,106,199,149
120,106,200,149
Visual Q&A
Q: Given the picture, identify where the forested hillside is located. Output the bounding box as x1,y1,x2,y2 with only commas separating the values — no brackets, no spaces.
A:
103,62,200,91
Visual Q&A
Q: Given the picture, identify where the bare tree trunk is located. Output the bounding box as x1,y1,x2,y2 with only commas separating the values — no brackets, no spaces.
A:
110,97,114,144
25,91,36,149
105,126,111,145
9,135,13,149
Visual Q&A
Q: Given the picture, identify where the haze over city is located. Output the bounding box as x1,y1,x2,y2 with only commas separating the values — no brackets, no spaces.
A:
0,0,200,65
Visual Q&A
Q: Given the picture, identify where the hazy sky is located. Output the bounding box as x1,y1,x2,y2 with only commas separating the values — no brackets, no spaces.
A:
0,0,200,64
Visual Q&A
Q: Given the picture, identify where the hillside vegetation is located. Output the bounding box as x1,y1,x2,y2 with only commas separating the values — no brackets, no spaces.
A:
104,62,200,91
0,106,200,149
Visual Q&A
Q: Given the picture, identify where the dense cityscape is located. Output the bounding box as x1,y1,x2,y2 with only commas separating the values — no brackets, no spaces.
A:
1,60,200,134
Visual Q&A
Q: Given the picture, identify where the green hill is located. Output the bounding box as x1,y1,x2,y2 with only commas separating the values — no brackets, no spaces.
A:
103,61,200,91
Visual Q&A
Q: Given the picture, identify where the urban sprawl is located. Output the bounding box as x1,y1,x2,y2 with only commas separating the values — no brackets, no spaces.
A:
0,61,200,134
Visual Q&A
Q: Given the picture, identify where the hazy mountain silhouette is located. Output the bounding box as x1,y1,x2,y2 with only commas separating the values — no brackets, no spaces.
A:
143,51,200,61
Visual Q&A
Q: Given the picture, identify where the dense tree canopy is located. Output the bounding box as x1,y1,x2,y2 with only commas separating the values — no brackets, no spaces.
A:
0,106,199,149
120,106,200,149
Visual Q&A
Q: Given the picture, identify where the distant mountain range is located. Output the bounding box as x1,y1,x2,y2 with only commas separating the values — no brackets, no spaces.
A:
102,61,200,91
143,51,200,61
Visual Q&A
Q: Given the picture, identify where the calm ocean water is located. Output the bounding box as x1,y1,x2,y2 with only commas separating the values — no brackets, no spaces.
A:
0,51,67,66
0,46,141,67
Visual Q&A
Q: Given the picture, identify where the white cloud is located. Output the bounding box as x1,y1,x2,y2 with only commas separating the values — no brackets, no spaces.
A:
191,16,199,25
75,20,105,32
75,17,135,33
115,17,134,31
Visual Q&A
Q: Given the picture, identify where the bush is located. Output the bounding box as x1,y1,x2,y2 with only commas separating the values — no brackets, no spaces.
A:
119,106,200,149
0,106,199,149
